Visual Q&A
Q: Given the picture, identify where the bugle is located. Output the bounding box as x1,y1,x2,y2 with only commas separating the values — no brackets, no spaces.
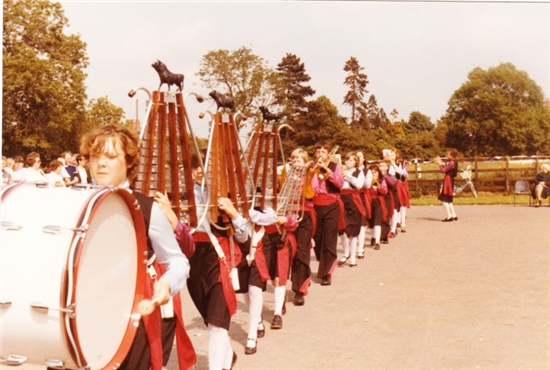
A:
314,145,339,181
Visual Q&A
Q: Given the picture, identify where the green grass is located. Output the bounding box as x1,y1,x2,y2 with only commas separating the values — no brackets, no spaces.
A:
410,192,536,206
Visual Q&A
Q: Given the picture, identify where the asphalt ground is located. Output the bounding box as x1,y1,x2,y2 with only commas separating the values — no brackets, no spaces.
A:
174,204,550,370
3,204,549,370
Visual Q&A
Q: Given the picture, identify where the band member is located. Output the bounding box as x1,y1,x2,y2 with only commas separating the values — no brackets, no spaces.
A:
238,208,295,355
385,153,401,238
367,163,388,250
187,155,247,370
338,152,365,267
289,148,315,305
436,148,459,222
80,125,191,370
392,150,410,232
378,160,393,244
153,192,197,370
355,151,371,259
312,141,344,286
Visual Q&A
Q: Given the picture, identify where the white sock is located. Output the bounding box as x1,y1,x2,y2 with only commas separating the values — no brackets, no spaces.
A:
207,323,231,370
358,226,366,254
248,285,263,340
374,226,381,243
350,237,358,263
400,207,406,227
340,234,350,257
273,285,286,316
391,214,398,233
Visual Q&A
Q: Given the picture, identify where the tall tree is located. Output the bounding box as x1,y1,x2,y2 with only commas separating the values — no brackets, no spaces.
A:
365,95,389,130
86,96,125,129
342,57,369,128
441,63,550,156
2,0,89,159
196,46,276,117
273,53,315,124
282,95,346,154
403,111,434,134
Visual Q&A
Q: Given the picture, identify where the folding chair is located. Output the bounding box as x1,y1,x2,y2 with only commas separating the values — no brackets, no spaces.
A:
513,180,531,207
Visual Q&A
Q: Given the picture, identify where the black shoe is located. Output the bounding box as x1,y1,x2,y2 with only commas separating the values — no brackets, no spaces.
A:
271,314,283,330
374,243,380,250
293,293,305,306
321,277,331,286
401,227,406,233
381,239,389,244
390,232,396,238
442,218,453,222
257,317,265,338
244,338,257,355
453,217,458,221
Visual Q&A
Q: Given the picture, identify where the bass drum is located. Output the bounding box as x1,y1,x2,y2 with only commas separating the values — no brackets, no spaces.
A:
1,183,147,370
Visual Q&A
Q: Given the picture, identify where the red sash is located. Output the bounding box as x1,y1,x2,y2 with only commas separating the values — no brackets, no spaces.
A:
396,182,410,208
442,175,453,196
341,189,366,217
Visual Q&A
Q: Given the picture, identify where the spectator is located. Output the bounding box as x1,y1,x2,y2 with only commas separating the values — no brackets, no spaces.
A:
75,154,89,184
532,164,550,207
12,152,46,182
45,160,66,187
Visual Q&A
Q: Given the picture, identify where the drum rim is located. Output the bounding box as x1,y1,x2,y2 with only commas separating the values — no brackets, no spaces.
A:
63,187,147,370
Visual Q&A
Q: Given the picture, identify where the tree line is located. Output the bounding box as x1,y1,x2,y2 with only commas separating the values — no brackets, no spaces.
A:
3,0,550,163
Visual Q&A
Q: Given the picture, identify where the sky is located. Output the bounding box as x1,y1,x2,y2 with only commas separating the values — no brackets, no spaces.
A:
59,0,550,139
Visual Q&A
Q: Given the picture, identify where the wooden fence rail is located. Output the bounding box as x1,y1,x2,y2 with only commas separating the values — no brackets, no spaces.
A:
407,156,550,195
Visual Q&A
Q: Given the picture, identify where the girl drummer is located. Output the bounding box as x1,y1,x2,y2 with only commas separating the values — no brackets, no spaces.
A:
80,124,191,370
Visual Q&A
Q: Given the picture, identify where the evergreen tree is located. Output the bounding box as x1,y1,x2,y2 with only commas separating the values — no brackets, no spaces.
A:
343,57,369,128
273,53,315,124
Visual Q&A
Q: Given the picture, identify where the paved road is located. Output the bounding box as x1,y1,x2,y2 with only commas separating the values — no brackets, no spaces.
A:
173,204,550,370
3,205,549,370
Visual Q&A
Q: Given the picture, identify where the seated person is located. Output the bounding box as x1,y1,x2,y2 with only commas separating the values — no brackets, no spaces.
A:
532,164,550,207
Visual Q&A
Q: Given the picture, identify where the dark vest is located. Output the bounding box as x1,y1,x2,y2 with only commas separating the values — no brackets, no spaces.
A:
326,162,341,194
450,160,459,178
350,169,362,189
132,191,154,258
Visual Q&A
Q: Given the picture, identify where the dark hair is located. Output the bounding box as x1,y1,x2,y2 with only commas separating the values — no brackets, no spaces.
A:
26,152,40,167
448,148,458,159
48,160,63,171
314,141,331,152
80,125,141,182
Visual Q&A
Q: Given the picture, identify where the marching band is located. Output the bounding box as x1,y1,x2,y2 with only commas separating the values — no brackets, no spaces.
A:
0,98,414,370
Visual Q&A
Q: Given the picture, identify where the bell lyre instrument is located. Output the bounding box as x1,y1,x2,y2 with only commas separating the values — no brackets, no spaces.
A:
276,163,308,224
129,88,206,229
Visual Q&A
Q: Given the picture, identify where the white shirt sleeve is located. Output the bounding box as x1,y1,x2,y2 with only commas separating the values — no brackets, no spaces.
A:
148,202,190,295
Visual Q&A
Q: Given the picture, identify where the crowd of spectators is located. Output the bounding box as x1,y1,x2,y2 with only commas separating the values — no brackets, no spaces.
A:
2,151,90,188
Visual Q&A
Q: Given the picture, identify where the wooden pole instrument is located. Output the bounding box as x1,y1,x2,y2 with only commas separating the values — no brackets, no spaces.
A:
129,88,207,228
202,110,254,229
243,119,290,212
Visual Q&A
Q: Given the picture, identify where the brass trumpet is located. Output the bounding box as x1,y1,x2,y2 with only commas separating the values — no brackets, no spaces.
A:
314,145,339,181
